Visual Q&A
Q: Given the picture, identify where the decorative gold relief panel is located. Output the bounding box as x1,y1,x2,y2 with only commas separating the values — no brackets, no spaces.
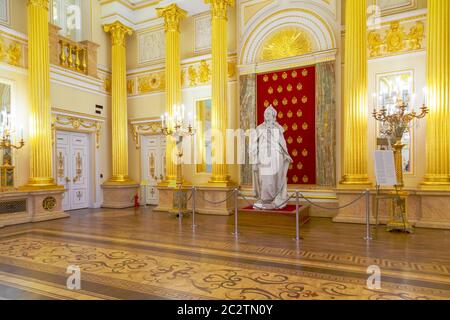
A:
0,31,25,68
52,113,103,149
368,19,425,58
258,27,313,62
130,121,163,149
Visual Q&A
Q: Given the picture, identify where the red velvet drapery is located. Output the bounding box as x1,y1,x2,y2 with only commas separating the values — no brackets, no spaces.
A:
256,66,316,185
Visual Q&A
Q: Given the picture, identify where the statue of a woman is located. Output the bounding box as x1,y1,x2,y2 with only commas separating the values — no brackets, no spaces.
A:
250,106,293,209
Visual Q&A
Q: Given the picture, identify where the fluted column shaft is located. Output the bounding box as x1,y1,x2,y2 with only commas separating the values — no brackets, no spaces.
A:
206,0,234,184
103,21,134,183
423,0,450,187
25,0,57,188
157,4,186,184
341,0,370,186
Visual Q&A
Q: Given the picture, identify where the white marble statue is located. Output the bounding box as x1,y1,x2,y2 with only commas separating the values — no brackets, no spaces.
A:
250,106,293,209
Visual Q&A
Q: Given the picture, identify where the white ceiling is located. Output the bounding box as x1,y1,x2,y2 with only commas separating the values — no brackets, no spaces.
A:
100,0,210,30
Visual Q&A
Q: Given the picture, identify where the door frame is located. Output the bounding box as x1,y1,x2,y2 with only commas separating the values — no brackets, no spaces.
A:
52,110,104,209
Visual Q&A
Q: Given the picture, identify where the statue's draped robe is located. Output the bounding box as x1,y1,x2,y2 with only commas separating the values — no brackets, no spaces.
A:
250,123,293,209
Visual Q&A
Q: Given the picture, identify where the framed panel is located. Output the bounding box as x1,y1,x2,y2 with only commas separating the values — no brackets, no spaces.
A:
194,14,212,54
375,0,417,16
138,27,165,65
376,69,415,174
0,0,9,25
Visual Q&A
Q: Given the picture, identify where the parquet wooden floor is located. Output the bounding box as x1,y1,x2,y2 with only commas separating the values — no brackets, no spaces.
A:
0,207,449,300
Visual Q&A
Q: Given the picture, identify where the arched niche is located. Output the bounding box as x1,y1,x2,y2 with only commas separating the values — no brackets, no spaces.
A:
240,8,336,67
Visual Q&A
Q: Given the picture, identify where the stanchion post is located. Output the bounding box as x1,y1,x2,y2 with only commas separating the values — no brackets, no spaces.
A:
294,190,300,241
232,188,239,237
191,187,197,229
364,189,373,241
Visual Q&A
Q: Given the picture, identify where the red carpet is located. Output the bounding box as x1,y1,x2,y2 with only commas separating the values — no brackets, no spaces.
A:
241,205,299,214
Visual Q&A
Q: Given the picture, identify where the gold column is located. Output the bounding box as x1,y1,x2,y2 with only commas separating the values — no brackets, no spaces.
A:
422,0,450,188
157,4,186,186
103,21,134,184
206,0,234,185
340,0,370,186
24,0,59,189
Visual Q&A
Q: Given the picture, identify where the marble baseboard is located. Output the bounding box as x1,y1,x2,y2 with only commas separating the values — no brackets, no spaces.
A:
101,183,139,209
416,191,450,230
0,189,68,228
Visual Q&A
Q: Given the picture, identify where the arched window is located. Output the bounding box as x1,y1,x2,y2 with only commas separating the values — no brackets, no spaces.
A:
50,0,82,41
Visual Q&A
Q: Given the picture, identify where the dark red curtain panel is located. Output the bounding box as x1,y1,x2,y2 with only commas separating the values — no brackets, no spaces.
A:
256,66,316,185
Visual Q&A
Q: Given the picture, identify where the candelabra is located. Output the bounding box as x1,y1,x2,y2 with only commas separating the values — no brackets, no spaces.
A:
161,104,195,214
0,112,25,190
372,98,428,232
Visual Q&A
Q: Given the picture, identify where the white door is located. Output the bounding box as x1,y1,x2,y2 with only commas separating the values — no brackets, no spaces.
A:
141,135,165,205
56,131,90,211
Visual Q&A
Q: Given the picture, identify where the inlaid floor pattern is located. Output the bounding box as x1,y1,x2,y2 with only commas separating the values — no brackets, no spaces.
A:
0,207,449,300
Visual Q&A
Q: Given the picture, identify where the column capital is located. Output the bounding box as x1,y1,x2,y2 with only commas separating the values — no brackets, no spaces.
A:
205,0,235,19
28,0,49,10
156,4,187,33
103,21,133,47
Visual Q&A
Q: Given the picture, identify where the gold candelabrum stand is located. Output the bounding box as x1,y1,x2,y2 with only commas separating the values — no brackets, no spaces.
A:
0,128,25,190
161,107,195,215
372,100,428,233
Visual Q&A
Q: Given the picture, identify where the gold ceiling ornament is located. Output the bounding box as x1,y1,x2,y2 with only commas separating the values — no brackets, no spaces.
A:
259,28,312,62
287,84,293,92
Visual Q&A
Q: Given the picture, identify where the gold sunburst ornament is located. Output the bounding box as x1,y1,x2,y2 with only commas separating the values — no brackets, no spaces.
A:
259,28,313,62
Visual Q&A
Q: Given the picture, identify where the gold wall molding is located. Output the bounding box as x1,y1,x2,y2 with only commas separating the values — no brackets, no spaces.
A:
126,55,237,96
51,112,103,149
129,120,162,149
368,20,426,58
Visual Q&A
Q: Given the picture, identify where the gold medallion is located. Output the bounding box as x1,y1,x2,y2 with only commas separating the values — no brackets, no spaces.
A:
263,75,269,82
302,149,308,157
302,122,309,130
303,175,309,183
272,74,278,81
287,84,293,92
297,110,303,117
292,96,298,104
292,70,298,78
302,69,308,77
287,136,293,144
282,72,288,79
297,83,303,91
42,197,57,211
268,87,274,94
302,96,308,104
273,99,279,107
297,162,303,170
264,100,270,107
297,136,303,144
287,110,293,118
278,111,284,119
277,85,283,93
292,123,298,131
282,98,288,106
292,175,299,183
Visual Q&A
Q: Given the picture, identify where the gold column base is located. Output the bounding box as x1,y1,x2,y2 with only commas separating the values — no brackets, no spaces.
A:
104,175,137,186
340,174,372,187
19,178,64,191
208,175,235,187
421,174,450,190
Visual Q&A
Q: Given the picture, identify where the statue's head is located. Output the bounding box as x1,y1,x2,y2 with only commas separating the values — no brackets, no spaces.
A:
264,106,277,124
